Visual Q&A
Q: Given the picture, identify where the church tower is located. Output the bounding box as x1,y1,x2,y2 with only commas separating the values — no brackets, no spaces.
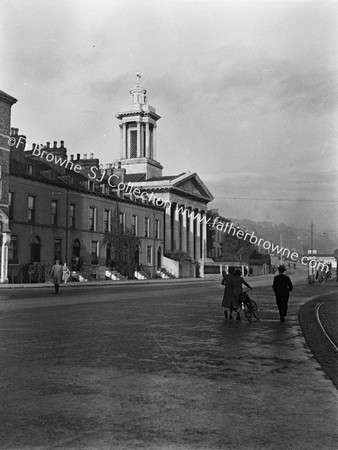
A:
116,74,163,179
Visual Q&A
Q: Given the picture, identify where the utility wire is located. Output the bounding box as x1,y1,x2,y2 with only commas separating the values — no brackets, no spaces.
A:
218,197,338,203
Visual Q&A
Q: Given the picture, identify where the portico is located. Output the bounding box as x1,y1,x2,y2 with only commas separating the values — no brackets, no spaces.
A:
124,172,213,262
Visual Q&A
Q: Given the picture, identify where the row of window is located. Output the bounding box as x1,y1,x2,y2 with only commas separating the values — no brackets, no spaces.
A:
8,235,155,266
88,208,160,238
9,193,161,238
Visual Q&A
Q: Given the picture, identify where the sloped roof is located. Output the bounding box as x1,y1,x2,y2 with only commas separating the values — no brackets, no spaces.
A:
147,174,182,182
0,90,17,105
124,173,147,182
126,171,214,203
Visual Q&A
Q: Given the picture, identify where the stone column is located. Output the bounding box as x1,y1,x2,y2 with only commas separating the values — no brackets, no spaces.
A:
195,209,201,260
122,123,127,158
153,125,157,160
165,205,172,252
200,211,207,278
181,208,187,253
0,232,10,283
137,121,141,158
145,122,150,158
188,209,194,259
173,203,180,251
201,211,207,257
119,123,123,159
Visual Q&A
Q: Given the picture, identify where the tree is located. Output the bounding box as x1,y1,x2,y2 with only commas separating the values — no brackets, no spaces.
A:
206,211,217,254
102,208,140,279
218,230,255,262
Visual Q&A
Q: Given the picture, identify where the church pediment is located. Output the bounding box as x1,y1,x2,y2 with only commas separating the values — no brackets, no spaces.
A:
172,173,214,201
176,179,201,196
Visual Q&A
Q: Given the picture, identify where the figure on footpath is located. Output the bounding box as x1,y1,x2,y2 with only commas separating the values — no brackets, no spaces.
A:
231,269,252,321
50,260,63,294
272,264,293,322
62,262,70,284
221,267,235,319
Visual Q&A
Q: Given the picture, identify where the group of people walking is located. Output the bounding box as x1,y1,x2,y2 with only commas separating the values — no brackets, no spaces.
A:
221,264,293,322
49,260,70,294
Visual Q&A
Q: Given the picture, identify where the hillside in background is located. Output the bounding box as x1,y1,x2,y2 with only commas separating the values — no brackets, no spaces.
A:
230,219,337,255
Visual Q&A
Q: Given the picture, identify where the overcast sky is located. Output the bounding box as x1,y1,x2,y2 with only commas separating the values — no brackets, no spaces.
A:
1,0,337,235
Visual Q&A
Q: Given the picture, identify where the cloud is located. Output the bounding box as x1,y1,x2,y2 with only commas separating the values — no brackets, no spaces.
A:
2,0,337,232
175,46,338,117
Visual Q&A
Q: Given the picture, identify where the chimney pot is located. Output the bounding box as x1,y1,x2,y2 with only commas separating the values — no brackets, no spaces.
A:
53,141,57,148
46,142,50,148
90,153,94,159
77,153,80,160
83,153,87,159
60,140,64,147
70,154,74,161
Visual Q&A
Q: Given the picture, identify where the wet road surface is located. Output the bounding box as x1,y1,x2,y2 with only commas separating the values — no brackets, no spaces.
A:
0,275,337,449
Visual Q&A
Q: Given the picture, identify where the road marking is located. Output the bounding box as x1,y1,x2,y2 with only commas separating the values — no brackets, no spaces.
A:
315,300,338,353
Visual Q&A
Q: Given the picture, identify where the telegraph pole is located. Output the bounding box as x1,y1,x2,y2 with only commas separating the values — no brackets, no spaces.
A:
308,222,315,284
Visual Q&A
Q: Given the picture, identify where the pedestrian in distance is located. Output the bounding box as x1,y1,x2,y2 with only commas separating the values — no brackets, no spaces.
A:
272,264,293,323
62,262,70,284
221,267,235,319
231,269,252,321
50,260,63,294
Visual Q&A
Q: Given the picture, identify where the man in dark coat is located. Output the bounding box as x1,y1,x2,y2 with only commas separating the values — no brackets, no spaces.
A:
50,260,62,294
272,264,293,322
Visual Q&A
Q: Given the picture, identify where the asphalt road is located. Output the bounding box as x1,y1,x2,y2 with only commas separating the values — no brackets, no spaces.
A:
0,275,337,450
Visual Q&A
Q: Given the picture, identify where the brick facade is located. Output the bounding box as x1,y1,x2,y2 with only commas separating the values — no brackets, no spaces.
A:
0,90,17,218
8,135,164,283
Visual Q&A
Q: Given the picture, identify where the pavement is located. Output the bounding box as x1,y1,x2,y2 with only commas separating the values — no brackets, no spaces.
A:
0,270,337,449
0,270,302,290
299,291,338,389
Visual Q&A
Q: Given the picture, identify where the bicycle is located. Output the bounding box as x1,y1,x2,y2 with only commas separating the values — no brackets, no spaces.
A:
239,290,259,322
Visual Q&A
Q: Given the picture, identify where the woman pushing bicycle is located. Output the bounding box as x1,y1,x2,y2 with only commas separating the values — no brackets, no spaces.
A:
230,269,252,321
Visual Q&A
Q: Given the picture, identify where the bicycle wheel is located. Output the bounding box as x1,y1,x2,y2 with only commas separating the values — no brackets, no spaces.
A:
243,302,252,322
250,300,259,320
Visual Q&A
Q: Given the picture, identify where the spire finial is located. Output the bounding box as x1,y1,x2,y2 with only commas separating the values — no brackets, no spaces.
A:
136,72,141,86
